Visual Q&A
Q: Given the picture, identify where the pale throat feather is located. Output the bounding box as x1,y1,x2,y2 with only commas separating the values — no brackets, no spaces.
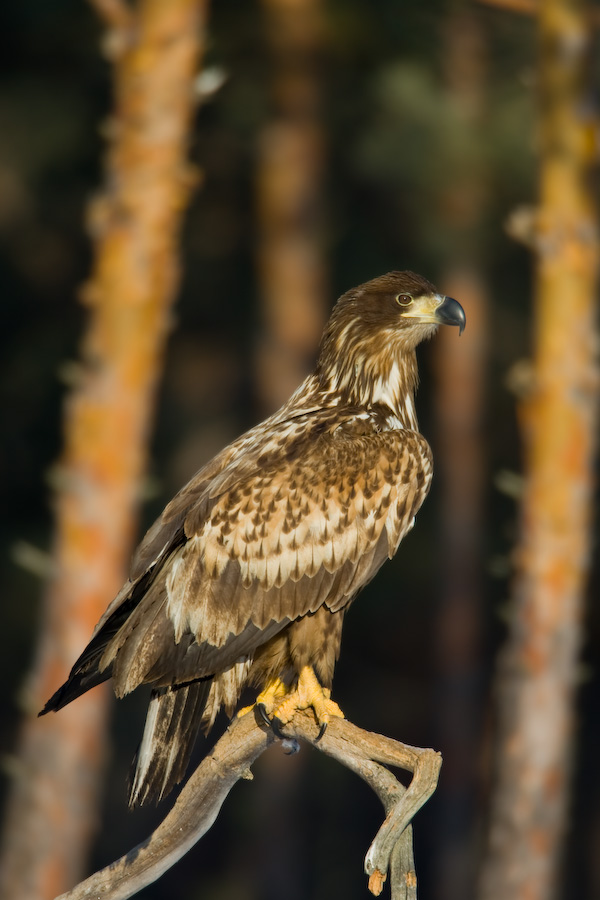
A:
368,356,419,431
319,343,420,432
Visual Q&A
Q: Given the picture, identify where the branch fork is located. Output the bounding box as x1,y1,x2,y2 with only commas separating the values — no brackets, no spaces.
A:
55,710,441,900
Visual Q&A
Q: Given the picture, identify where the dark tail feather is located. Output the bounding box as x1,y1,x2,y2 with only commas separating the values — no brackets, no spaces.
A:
39,666,112,716
128,680,210,808
38,641,116,716
38,598,137,716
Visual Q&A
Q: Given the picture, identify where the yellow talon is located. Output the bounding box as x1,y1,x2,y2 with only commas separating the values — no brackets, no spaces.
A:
238,667,344,738
271,666,345,731
237,677,288,718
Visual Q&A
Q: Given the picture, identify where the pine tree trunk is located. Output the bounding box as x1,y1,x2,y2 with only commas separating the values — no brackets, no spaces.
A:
0,2,208,897
432,9,489,898
255,0,328,415
479,2,599,897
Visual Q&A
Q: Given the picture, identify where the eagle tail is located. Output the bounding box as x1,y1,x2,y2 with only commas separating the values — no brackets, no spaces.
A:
128,680,210,808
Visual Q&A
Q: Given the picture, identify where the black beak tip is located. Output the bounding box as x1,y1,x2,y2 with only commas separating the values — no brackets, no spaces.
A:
437,295,466,335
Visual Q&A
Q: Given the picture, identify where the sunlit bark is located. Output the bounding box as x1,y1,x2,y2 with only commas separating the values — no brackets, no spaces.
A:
0,2,207,898
480,1,599,898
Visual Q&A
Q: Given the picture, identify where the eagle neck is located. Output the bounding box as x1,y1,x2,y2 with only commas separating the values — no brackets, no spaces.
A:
315,348,420,431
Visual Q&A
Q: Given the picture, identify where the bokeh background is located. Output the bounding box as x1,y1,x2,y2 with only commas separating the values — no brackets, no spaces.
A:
0,1,598,899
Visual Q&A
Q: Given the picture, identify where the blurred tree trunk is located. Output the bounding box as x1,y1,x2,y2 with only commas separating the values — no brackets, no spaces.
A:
250,2,327,898
432,8,489,900
479,2,599,899
254,0,328,415
0,2,207,898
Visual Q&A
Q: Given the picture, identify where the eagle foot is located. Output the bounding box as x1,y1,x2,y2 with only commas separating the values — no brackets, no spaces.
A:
238,677,288,722
264,666,345,741
240,668,344,741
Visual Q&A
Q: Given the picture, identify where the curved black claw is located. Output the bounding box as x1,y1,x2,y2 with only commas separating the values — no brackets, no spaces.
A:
256,703,272,729
256,704,291,740
315,721,328,743
270,715,290,740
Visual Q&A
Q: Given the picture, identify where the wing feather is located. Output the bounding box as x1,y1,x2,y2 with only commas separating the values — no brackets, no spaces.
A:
59,416,432,705
159,427,432,651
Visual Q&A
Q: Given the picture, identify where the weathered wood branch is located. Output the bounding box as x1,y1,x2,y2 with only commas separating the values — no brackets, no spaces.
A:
55,712,441,900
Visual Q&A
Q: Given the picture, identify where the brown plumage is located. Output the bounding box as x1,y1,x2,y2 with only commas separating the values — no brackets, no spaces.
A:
41,271,465,806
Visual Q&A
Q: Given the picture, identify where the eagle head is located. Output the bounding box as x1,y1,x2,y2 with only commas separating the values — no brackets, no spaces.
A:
316,271,465,408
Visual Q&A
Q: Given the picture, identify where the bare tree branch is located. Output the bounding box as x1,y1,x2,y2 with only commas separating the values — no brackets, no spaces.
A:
54,713,441,900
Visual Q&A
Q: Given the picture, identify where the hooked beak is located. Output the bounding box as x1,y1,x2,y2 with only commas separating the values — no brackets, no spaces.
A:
400,293,466,335
433,295,466,335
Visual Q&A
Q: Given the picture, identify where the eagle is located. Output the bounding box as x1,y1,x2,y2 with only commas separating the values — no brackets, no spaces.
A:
41,271,465,807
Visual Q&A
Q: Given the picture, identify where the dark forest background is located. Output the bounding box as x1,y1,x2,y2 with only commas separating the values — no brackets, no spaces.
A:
0,1,598,899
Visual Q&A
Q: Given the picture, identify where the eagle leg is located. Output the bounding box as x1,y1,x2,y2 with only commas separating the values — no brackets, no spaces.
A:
269,666,345,740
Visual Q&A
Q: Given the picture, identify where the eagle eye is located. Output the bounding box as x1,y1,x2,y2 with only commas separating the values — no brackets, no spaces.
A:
395,293,413,307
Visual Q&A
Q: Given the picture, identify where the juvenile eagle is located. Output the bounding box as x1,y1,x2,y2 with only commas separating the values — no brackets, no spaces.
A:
41,271,465,807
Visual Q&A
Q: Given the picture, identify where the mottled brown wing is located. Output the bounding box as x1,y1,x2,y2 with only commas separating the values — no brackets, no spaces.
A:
126,406,333,584
88,435,248,638
182,427,432,626
100,424,432,696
